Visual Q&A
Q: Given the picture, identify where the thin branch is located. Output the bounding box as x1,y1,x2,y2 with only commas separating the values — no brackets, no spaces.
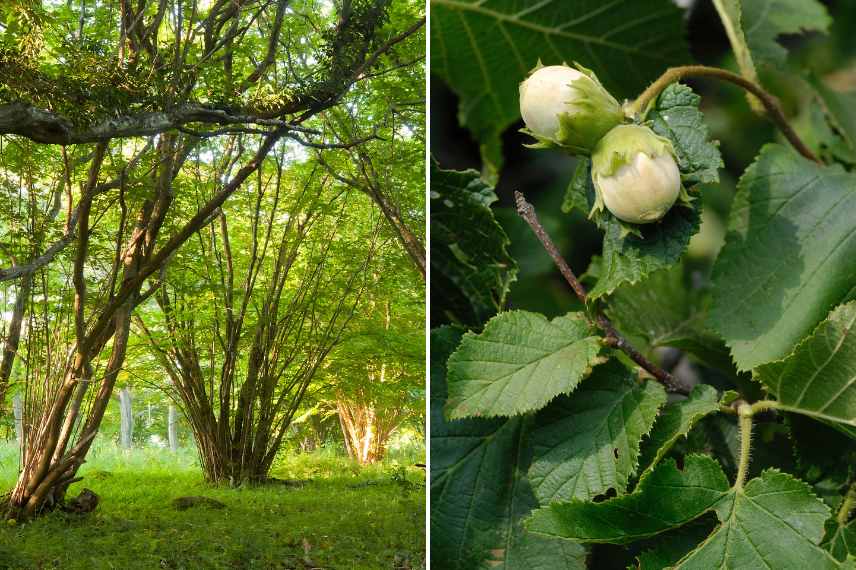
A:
627,65,821,164
514,191,691,395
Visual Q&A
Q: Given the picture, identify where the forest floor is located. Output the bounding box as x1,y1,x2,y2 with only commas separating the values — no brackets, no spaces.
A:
0,443,425,569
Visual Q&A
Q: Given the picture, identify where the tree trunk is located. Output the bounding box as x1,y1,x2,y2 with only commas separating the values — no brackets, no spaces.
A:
168,404,178,452
118,388,133,449
13,395,23,446
0,273,32,415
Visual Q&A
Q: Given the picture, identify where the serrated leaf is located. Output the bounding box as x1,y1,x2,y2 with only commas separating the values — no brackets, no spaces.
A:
527,455,729,543
589,201,700,300
430,327,587,570
637,384,721,478
709,144,856,371
674,470,837,569
755,302,856,437
445,311,602,419
430,0,690,174
646,83,722,186
605,265,732,371
527,360,666,504
430,162,517,327
825,519,856,562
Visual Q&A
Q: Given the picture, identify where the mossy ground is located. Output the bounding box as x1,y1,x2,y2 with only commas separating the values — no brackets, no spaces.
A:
0,442,425,569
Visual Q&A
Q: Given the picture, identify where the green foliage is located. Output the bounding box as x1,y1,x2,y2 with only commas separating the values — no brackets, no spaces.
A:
430,0,690,177
430,163,517,326
431,2,856,568
528,361,666,503
528,454,730,543
647,83,723,187
430,327,586,570
445,311,602,419
710,144,856,371
755,301,856,438
0,443,425,569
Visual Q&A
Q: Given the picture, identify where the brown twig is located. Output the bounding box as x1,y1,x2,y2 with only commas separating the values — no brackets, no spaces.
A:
627,65,820,164
514,191,691,395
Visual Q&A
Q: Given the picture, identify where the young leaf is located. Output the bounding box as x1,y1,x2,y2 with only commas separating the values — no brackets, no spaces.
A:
647,83,723,186
431,0,690,175
527,360,667,504
430,162,517,327
710,144,856,370
674,470,836,569
755,301,856,437
445,311,602,419
527,455,729,543
637,384,721,478
430,327,587,570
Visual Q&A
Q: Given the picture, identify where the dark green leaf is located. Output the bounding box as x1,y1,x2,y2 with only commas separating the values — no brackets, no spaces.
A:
646,83,722,186
430,327,586,570
709,144,856,370
430,162,518,327
605,265,732,371
527,454,729,543
674,470,836,568
637,384,721,478
528,360,666,503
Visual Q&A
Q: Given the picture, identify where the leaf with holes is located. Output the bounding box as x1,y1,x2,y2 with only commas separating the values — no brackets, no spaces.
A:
527,360,666,504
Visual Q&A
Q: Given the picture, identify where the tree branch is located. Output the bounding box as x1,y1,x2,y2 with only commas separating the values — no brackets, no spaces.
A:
627,65,821,164
514,191,691,395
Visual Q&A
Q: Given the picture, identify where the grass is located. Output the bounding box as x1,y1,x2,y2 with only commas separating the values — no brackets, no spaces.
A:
0,441,425,569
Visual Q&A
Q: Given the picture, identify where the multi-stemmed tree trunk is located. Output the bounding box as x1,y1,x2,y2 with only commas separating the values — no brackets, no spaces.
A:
337,389,404,465
139,173,380,484
0,0,418,519
168,405,179,453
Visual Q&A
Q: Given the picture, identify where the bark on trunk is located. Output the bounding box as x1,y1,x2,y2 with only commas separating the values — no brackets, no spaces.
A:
0,273,32,415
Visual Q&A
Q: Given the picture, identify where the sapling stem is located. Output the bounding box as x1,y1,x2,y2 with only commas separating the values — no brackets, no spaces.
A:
627,65,821,164
838,481,856,525
735,403,754,490
514,191,691,395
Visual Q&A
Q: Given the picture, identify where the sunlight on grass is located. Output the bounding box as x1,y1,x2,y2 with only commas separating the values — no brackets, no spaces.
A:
0,441,425,569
